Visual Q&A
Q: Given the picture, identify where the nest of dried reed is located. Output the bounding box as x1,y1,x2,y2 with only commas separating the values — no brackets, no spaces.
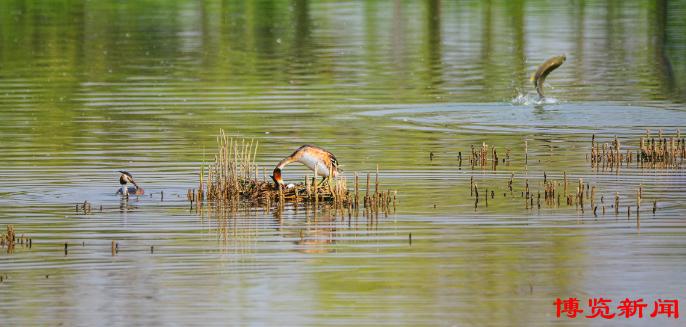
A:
188,130,395,213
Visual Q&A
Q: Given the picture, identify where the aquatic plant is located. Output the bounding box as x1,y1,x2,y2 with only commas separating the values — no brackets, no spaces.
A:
0,225,32,254
191,130,395,215
589,130,685,170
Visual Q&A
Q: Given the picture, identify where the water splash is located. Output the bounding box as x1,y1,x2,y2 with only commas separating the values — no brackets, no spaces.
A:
511,91,559,105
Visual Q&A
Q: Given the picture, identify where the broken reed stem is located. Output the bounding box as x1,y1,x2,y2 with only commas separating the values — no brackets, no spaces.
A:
375,165,379,198
470,176,474,196
637,210,640,229
637,184,642,210
199,130,396,216
0,225,34,254
591,130,685,169
354,173,359,208
474,183,479,210
365,173,370,207
485,188,488,207
198,131,396,216
468,142,504,170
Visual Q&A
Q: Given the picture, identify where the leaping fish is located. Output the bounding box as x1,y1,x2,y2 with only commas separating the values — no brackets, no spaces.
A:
531,55,566,98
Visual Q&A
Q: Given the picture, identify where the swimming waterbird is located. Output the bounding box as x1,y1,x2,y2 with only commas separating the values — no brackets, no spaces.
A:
117,171,144,195
271,145,340,188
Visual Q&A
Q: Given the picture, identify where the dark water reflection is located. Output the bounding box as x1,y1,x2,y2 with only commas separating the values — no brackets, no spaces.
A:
1,0,686,325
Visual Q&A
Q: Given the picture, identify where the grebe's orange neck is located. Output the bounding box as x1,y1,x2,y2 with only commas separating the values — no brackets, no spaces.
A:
271,156,296,186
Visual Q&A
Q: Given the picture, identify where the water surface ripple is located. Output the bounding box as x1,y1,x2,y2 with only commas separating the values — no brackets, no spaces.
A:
1,1,686,325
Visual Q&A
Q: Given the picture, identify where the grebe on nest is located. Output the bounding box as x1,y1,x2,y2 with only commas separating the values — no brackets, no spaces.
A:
271,145,340,188
117,171,144,196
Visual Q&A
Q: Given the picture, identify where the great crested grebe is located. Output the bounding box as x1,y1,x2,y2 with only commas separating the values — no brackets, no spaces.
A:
271,145,340,188
117,171,144,196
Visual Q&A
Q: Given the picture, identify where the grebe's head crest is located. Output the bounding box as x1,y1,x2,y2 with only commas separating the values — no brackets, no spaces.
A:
118,170,138,187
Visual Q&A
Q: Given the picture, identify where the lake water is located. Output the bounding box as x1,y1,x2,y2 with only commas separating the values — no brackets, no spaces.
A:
1,1,685,325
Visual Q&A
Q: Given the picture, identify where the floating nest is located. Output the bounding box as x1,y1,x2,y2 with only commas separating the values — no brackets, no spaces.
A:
188,130,396,212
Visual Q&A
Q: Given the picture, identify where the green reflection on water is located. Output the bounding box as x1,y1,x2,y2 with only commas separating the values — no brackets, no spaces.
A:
0,1,686,325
